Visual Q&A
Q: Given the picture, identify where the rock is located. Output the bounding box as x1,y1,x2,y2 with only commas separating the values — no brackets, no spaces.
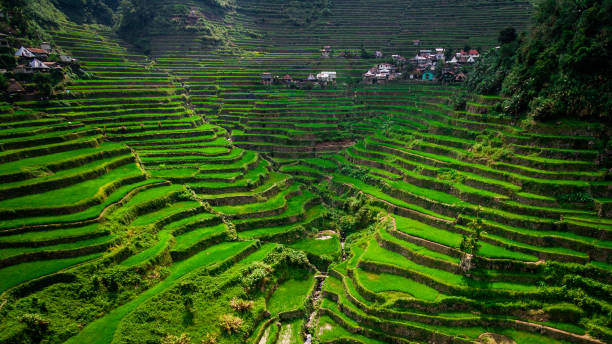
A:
477,333,516,344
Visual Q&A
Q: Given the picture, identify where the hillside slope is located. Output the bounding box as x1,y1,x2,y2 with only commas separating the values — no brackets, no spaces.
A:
1,1,612,344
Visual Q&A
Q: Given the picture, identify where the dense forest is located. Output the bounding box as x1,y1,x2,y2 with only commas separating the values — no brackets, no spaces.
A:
468,0,612,122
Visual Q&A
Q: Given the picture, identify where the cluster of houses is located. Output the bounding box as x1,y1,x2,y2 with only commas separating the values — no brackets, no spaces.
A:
410,48,480,67
261,71,337,87
1,37,79,95
362,47,477,83
11,43,78,74
363,63,402,84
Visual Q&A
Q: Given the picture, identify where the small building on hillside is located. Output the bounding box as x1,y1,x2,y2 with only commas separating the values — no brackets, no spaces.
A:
29,58,50,71
306,73,316,82
378,63,395,73
375,50,383,58
27,47,49,60
413,40,420,46
316,71,336,83
282,74,293,84
261,72,273,85
422,70,435,81
43,61,62,70
6,78,25,95
391,54,406,62
454,72,466,82
60,55,78,65
363,67,377,84
186,9,200,25
40,42,52,52
321,45,332,58
15,46,35,59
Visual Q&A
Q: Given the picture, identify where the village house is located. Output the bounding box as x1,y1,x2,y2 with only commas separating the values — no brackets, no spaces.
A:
455,49,479,64
316,71,336,84
282,74,293,84
186,9,200,25
27,47,49,60
261,72,273,85
28,58,50,71
59,54,78,65
15,46,35,59
363,62,401,84
375,50,383,58
418,49,432,58
40,42,52,52
391,54,406,62
6,78,24,95
43,61,62,70
422,70,435,81
306,73,316,82
454,72,466,82
320,46,332,58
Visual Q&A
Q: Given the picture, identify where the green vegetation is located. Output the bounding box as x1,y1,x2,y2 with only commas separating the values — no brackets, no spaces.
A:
0,0,611,343
469,0,612,121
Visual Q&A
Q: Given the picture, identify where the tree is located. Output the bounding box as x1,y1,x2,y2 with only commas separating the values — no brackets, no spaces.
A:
459,217,483,255
498,26,517,44
19,313,49,343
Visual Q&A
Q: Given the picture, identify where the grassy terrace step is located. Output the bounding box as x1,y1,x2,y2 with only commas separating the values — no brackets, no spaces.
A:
0,154,136,201
0,234,115,269
0,142,130,183
238,204,324,240
0,253,103,294
232,187,319,231
0,223,107,248
0,179,164,231
0,163,145,220
64,240,257,344
360,238,540,295
199,172,289,206
213,182,301,219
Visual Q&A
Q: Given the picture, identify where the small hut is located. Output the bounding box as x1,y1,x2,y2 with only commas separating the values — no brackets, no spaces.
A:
6,78,25,94
261,72,273,85
282,74,293,84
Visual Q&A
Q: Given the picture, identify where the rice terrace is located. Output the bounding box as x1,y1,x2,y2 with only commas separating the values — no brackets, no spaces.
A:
0,0,611,343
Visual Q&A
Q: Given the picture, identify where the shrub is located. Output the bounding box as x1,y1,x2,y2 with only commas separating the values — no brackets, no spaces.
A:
219,314,242,334
19,313,50,343
201,333,217,344
162,333,191,344
240,262,272,291
544,303,584,323
555,192,593,203
229,297,253,312
450,92,467,110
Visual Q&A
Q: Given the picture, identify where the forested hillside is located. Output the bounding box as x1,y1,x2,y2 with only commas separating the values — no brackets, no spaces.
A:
0,1,611,344
468,0,612,122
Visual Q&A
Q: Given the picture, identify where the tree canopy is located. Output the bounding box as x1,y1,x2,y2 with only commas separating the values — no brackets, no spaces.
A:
468,0,612,122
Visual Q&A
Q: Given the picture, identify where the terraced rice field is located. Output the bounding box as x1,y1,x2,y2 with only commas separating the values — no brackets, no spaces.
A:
1,0,611,343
